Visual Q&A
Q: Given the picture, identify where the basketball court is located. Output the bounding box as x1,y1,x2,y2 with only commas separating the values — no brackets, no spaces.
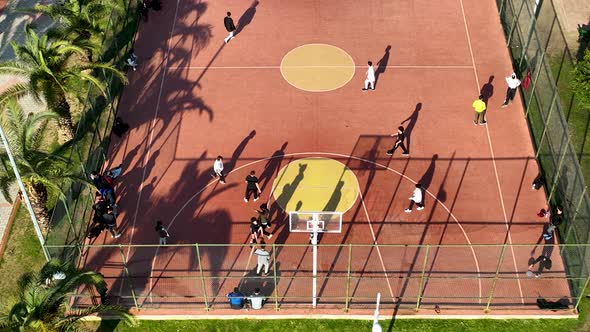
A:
79,0,574,316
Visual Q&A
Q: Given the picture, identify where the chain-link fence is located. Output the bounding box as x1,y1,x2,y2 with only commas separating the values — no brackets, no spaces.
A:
496,0,590,305
48,243,585,313
45,0,140,262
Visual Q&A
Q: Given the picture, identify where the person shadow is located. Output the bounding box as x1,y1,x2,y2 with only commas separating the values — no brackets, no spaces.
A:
235,0,259,36
417,154,438,208
400,102,422,154
374,45,391,89
480,75,494,105
259,142,288,193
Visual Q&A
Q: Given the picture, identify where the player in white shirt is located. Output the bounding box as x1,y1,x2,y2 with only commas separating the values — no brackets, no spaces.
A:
502,72,521,107
362,61,376,91
211,155,225,184
405,183,424,212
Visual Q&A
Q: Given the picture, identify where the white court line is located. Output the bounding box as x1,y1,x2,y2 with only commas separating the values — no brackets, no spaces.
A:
167,65,474,70
358,190,395,301
127,0,182,303
458,0,524,303
155,152,481,301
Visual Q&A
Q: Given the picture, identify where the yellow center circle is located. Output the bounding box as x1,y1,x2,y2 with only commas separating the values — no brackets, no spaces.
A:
271,157,359,213
280,44,355,92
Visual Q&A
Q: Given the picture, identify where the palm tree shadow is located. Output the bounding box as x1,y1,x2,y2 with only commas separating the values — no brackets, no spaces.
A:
235,0,259,36
400,102,422,154
374,45,391,89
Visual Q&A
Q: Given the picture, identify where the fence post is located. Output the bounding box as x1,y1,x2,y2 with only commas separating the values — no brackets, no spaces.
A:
415,245,430,312
344,243,352,312
272,243,280,311
195,243,209,311
485,244,508,312
118,244,138,310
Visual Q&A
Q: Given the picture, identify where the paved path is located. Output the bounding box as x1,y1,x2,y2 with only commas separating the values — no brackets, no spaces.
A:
552,0,590,53
0,0,52,252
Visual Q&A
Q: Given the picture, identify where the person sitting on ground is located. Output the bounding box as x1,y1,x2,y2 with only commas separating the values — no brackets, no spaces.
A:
90,171,108,190
227,287,245,309
248,287,266,310
112,117,129,137
126,49,139,71
550,205,563,226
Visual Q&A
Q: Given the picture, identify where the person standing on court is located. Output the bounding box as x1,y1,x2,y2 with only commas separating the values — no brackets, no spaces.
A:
155,220,170,245
472,95,487,125
501,72,521,108
386,126,409,156
223,12,236,44
362,61,375,91
244,170,261,202
101,207,121,238
211,155,225,184
254,246,271,276
405,183,424,213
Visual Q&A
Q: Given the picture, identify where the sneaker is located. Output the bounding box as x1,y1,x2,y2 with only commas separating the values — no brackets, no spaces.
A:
402,153,409,156
535,273,541,278
501,104,508,108
404,208,412,213
244,198,248,202
386,151,393,156
362,88,368,91
220,181,226,184
115,233,121,238
474,121,478,125
267,234,273,240
371,88,375,90
417,206,424,211
480,121,487,125
254,197,259,202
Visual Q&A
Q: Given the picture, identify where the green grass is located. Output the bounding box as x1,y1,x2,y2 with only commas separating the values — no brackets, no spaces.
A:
0,205,46,309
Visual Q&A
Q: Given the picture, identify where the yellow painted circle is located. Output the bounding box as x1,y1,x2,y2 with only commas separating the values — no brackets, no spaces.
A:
271,157,359,213
280,44,355,92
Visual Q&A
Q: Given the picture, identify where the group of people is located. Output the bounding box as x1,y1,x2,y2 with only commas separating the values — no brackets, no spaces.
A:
227,287,266,310
471,72,522,125
528,204,564,277
88,166,123,239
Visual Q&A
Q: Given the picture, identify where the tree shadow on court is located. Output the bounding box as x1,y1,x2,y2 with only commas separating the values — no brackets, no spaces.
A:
235,0,259,36
400,103,422,154
259,142,288,193
374,45,391,89
480,75,494,105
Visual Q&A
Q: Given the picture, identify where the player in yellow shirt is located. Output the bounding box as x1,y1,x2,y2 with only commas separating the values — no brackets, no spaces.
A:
472,95,487,125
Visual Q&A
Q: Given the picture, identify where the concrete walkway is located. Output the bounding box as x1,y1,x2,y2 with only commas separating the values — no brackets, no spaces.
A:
552,0,590,53
0,0,52,252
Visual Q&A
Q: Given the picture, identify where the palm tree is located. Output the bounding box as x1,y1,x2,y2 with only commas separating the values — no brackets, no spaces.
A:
0,98,88,226
26,0,125,58
0,259,136,331
0,25,128,143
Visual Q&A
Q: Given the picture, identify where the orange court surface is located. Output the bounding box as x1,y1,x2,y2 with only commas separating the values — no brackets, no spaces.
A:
80,0,575,316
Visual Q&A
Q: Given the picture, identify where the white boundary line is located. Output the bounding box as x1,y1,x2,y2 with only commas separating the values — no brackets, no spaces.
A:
146,152,481,301
125,0,182,301
167,65,474,70
458,0,524,302
358,190,395,300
